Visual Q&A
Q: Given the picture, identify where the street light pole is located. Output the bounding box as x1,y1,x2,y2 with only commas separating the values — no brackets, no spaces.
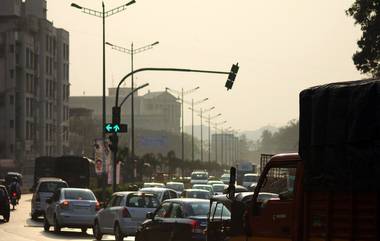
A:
181,88,184,164
106,41,159,165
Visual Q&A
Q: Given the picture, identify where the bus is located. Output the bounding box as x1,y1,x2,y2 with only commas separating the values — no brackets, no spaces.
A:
34,156,96,189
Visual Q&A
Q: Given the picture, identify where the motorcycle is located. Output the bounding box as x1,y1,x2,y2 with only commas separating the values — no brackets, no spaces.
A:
10,192,17,210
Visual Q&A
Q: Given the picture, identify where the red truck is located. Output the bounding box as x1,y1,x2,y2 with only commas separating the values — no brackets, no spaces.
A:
207,79,380,241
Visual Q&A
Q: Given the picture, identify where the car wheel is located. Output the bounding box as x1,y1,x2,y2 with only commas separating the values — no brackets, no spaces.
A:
43,217,50,231
114,223,124,241
53,216,61,233
31,213,39,221
81,228,87,234
93,221,103,241
3,212,10,222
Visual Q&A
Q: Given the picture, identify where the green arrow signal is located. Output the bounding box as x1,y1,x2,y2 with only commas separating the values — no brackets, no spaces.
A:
105,124,112,132
113,124,120,132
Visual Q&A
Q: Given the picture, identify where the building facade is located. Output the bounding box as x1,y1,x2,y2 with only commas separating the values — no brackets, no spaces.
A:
0,0,70,172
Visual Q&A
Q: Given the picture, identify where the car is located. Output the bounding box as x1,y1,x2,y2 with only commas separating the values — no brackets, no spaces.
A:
165,182,184,195
220,173,230,184
242,173,260,188
181,189,211,200
190,171,209,185
192,184,214,195
235,192,280,203
211,184,227,195
142,182,165,188
44,188,99,233
93,192,160,241
31,177,68,220
206,180,223,186
136,198,211,241
5,172,23,187
0,185,10,222
139,187,178,203
223,184,248,194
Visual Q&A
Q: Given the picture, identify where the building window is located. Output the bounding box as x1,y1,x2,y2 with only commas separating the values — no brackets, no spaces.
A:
10,120,14,128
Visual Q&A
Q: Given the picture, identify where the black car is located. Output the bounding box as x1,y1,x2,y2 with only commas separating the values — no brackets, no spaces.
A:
0,185,10,222
136,198,210,241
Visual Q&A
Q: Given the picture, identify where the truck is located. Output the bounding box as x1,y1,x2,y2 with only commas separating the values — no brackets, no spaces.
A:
207,79,380,241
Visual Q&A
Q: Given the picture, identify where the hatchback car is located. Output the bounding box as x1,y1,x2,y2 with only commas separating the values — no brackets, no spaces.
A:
136,198,210,241
192,184,214,195
0,185,10,222
93,192,160,241
139,187,178,204
44,188,99,233
165,182,184,195
220,174,230,184
31,177,68,220
181,189,211,200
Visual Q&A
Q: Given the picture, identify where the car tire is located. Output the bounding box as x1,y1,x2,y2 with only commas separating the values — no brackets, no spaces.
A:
81,228,87,234
114,223,124,241
44,217,50,231
31,213,39,221
93,221,103,241
53,216,61,233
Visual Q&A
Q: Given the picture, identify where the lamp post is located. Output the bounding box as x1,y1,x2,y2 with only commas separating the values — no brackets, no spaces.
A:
225,126,232,166
106,41,159,162
71,0,135,193
166,87,199,163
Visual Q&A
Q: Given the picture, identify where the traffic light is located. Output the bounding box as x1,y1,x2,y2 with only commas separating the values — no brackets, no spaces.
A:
108,134,118,152
225,63,239,90
112,106,121,125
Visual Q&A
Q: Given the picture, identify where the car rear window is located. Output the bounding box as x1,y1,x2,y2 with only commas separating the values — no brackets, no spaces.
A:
212,185,225,192
166,183,184,192
191,173,208,180
63,190,95,200
185,202,210,216
38,182,68,193
127,195,159,208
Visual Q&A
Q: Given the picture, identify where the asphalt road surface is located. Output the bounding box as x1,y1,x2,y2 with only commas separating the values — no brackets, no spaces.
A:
0,194,134,241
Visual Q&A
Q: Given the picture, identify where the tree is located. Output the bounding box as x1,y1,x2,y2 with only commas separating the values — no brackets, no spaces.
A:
347,1,380,77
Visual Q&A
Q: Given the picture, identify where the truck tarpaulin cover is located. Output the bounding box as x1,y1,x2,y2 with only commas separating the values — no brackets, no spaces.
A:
299,79,380,191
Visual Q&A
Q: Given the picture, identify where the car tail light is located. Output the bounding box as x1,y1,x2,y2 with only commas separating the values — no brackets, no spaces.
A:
12,192,17,197
191,220,202,234
122,207,131,218
60,200,69,209
95,201,101,211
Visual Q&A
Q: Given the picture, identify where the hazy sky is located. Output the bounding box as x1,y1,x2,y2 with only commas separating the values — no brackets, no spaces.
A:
48,0,363,131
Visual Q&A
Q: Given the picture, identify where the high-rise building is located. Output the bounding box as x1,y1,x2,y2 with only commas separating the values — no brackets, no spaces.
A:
0,0,70,174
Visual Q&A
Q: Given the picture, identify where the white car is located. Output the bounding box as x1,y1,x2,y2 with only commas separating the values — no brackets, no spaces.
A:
138,187,178,204
212,183,227,195
142,182,165,188
93,192,159,241
220,174,230,184
192,184,214,195
165,182,184,195
207,180,224,186
242,173,260,188
190,171,208,185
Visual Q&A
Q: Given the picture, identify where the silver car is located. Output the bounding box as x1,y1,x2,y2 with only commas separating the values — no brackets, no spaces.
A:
138,187,178,204
31,178,68,220
93,192,159,241
44,188,99,233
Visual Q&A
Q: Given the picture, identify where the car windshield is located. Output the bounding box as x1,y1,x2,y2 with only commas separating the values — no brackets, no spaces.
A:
166,183,184,192
63,190,95,200
191,173,208,180
140,190,163,201
185,202,210,216
212,185,225,192
244,175,259,182
186,191,210,199
127,195,159,208
38,182,67,193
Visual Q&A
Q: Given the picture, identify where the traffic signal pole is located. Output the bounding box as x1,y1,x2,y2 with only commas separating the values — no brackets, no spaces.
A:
111,65,239,192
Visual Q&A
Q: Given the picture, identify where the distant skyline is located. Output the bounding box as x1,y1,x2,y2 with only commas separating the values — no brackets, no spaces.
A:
48,0,364,130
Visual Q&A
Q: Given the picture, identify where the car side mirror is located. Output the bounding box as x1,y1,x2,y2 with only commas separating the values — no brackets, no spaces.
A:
146,212,154,219
46,198,52,204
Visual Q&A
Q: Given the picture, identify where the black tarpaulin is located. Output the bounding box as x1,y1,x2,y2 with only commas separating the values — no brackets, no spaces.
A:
299,79,380,191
